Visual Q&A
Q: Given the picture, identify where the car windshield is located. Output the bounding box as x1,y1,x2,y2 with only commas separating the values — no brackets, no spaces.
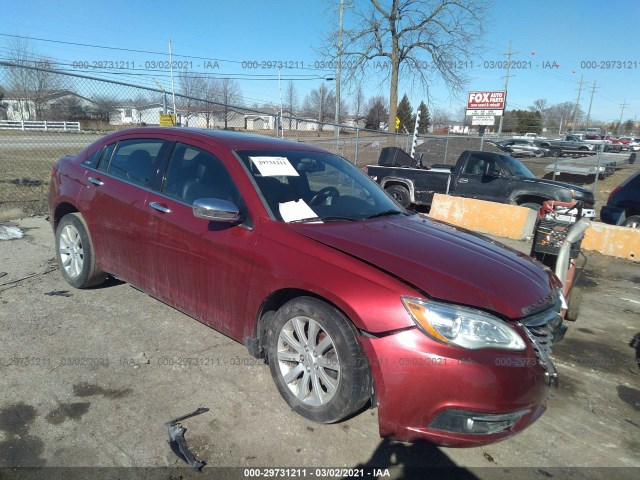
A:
236,149,409,222
500,155,535,178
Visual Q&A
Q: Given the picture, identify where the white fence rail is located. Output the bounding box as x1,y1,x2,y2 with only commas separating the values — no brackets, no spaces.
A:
0,120,81,132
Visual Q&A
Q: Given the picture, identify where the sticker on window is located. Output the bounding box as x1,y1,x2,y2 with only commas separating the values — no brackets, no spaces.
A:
279,200,322,223
250,156,299,177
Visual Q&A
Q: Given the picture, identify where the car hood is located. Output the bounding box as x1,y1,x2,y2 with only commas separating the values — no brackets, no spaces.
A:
291,214,559,320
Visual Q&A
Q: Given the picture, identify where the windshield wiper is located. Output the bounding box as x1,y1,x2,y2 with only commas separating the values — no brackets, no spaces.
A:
365,209,403,220
289,215,358,223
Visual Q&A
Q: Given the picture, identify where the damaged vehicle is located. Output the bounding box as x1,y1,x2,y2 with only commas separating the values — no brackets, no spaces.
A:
48,128,567,447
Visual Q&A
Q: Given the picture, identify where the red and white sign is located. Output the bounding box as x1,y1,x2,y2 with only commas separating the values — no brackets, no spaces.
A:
467,91,506,110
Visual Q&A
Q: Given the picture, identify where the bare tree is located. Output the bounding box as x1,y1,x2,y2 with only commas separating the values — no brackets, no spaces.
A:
302,84,336,135
202,78,222,129
0,87,6,120
284,81,298,129
91,95,119,123
220,78,242,129
320,0,490,134
4,37,66,120
179,71,208,127
352,85,366,126
529,98,549,129
431,107,453,131
546,101,580,134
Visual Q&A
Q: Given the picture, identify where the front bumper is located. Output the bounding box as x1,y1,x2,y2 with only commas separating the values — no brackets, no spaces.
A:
360,322,556,447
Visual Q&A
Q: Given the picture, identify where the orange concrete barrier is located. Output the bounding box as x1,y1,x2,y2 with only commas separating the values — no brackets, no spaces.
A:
582,222,640,262
428,193,537,240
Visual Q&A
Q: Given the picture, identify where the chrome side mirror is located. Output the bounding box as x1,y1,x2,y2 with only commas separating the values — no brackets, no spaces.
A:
192,198,241,223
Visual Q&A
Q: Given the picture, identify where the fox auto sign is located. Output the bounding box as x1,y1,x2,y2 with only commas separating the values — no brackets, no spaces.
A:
467,91,506,110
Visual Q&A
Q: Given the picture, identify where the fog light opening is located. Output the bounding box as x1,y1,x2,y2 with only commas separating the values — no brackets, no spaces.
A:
429,409,530,435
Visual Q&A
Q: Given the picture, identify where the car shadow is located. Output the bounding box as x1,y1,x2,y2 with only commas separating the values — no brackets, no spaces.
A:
90,276,126,289
346,438,479,479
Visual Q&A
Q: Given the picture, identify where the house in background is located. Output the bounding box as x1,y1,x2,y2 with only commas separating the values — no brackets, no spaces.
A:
3,90,98,121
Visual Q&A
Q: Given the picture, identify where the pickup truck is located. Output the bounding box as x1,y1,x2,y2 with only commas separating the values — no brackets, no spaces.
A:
535,135,596,154
366,148,595,212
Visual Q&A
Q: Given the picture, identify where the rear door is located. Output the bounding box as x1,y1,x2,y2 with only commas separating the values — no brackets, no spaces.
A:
78,137,170,289
144,140,259,339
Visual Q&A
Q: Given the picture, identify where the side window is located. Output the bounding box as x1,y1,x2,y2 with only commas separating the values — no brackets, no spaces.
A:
161,143,239,205
81,148,103,169
463,154,488,176
105,139,165,187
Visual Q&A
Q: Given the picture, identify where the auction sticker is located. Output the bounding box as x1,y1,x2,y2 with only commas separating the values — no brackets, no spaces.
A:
249,156,299,177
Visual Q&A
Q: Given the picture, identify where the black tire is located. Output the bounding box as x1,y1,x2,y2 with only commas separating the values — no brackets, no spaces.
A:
385,184,411,208
520,202,541,212
623,215,640,228
266,297,371,424
565,287,582,322
55,213,107,289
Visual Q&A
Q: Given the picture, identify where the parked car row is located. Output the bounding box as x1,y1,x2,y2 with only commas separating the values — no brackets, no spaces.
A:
494,134,640,156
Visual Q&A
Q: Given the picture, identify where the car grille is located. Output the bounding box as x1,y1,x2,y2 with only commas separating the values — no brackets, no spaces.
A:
519,306,564,388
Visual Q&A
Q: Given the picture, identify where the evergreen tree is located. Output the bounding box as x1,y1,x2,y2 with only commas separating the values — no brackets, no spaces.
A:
396,94,414,133
417,101,430,133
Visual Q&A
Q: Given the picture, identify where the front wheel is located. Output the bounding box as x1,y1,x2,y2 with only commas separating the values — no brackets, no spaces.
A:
385,185,411,208
55,213,107,288
266,297,371,423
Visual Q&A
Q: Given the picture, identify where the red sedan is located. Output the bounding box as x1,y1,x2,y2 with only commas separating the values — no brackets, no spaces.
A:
48,127,566,447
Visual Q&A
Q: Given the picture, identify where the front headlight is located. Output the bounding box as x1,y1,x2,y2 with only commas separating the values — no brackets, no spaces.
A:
402,297,526,351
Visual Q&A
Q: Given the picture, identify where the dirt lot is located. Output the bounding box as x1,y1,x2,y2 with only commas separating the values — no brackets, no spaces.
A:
0,216,639,479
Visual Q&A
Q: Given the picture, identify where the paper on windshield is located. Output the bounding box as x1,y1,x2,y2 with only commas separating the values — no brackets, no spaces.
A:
249,156,299,177
279,200,322,223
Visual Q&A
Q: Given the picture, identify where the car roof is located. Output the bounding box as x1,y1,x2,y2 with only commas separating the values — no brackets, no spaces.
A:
106,127,330,153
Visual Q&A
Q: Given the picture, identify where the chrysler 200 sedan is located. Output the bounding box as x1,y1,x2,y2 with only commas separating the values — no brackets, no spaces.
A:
48,128,566,447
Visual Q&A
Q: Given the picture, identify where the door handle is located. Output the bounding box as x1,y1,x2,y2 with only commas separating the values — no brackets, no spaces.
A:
458,178,469,183
149,202,171,214
88,177,104,186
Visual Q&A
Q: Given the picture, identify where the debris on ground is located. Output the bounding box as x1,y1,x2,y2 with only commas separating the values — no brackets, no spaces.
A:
0,224,24,241
165,407,210,470
45,290,72,297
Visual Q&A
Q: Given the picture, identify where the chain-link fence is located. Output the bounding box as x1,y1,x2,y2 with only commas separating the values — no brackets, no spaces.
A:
1,63,638,218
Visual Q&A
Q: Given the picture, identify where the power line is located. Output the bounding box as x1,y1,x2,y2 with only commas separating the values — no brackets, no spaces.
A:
0,32,334,74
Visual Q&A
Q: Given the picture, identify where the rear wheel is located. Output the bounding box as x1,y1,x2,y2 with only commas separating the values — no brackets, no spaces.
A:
623,215,640,228
266,297,371,423
385,185,411,208
55,213,107,288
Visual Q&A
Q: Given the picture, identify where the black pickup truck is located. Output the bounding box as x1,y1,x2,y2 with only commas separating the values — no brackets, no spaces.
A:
366,148,595,211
